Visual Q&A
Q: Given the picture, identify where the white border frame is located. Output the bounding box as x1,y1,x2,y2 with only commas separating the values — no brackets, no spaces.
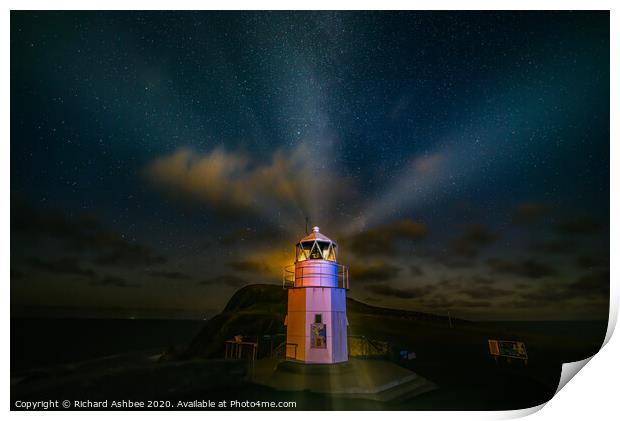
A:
3,2,617,420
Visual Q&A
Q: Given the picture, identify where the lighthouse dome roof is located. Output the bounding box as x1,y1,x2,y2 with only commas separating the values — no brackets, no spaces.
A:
299,226,334,243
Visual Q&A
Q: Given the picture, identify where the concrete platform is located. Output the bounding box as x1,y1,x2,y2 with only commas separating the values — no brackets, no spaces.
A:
252,359,437,402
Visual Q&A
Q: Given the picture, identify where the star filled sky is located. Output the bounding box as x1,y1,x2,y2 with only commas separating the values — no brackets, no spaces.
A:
11,11,609,320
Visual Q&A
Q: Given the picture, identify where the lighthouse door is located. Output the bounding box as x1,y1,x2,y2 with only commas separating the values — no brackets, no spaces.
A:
311,314,326,348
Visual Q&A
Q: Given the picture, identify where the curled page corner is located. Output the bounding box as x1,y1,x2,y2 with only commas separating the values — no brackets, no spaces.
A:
603,298,618,347
502,356,597,419
555,356,593,395
500,402,547,419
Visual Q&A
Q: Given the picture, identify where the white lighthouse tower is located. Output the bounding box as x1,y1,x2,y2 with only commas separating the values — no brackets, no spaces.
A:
283,226,349,364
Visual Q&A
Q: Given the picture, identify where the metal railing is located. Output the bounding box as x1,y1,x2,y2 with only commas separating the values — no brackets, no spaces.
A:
348,335,391,359
224,339,258,360
282,264,349,290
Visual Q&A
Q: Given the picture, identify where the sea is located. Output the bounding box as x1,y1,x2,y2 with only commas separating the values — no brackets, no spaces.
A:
11,318,206,371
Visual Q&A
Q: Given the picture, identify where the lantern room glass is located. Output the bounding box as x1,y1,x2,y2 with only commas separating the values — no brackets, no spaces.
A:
296,240,338,262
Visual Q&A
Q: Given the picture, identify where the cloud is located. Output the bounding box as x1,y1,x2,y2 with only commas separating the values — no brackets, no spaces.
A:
349,262,402,282
432,254,477,269
29,257,96,279
225,247,295,278
575,255,609,270
12,198,166,268
346,219,427,256
567,271,609,297
144,148,254,207
449,224,496,258
438,275,495,290
365,283,436,299
12,197,98,244
512,202,549,225
148,270,193,280
228,259,272,274
91,276,140,288
459,285,513,299
518,271,609,304
26,257,144,288
438,277,462,288
143,144,353,228
199,275,249,288
420,297,492,309
430,224,496,268
535,238,576,254
487,257,556,279
471,275,495,285
555,217,601,236
409,265,424,276
93,245,166,268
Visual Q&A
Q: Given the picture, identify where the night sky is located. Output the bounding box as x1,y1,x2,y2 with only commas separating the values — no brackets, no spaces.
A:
11,11,609,320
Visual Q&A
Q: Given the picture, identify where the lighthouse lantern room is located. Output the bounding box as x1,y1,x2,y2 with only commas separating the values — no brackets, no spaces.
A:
283,227,349,364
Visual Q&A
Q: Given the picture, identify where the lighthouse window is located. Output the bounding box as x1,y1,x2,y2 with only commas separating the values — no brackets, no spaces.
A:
296,244,307,261
309,242,323,259
301,241,313,259
314,314,322,323
326,244,337,261
320,241,331,259
299,240,335,260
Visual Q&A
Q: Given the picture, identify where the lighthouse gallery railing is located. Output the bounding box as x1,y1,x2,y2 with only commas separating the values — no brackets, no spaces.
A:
282,263,349,290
